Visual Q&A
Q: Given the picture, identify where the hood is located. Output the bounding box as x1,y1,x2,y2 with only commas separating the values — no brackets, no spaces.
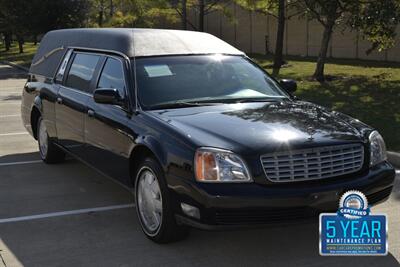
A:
149,101,369,155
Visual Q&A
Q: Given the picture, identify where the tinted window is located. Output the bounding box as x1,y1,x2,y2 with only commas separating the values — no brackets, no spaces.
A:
98,58,125,96
55,49,73,83
135,55,288,109
65,53,100,92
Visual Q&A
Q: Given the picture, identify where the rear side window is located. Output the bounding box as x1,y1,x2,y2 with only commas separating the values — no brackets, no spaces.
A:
55,49,72,83
97,57,126,97
65,53,100,92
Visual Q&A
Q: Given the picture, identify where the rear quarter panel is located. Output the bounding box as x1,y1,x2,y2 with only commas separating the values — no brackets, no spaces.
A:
21,74,59,139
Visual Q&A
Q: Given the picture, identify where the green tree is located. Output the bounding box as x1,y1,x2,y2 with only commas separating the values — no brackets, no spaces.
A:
0,6,12,50
351,0,400,55
236,0,305,76
0,0,89,53
90,0,116,27
169,0,224,31
181,0,188,29
32,0,89,39
102,0,178,28
193,0,231,32
170,0,189,30
297,0,400,82
0,0,32,53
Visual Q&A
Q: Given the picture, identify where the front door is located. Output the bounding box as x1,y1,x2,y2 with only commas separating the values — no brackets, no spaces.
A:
83,56,132,184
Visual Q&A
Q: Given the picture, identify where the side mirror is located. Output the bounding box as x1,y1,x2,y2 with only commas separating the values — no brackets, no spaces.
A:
280,79,297,93
93,88,123,105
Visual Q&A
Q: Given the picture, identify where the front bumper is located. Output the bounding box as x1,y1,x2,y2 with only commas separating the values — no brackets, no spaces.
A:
168,161,395,230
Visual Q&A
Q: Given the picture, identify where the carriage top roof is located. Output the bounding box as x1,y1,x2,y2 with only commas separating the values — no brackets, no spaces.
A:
30,28,244,77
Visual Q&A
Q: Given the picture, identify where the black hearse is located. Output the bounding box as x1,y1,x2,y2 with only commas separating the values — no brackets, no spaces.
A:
22,28,395,243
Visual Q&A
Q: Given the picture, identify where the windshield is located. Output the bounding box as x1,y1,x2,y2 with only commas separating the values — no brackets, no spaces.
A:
134,55,289,109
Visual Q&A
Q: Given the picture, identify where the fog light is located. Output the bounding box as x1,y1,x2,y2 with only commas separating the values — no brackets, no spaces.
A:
181,203,200,219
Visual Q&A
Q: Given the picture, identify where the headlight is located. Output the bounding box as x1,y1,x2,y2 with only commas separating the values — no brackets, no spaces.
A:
194,148,252,182
369,131,387,167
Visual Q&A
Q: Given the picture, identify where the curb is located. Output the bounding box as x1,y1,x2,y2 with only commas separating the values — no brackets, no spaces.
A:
388,151,400,169
0,60,29,72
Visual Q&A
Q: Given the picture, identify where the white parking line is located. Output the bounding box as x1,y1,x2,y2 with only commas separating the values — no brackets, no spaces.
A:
0,132,28,136
0,114,19,118
0,102,20,104
0,160,42,167
0,204,135,224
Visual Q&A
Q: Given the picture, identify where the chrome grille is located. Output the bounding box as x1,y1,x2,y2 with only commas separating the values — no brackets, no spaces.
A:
261,144,364,182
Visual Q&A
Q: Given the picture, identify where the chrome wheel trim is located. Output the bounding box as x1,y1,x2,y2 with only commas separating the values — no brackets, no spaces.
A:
136,167,163,236
38,119,48,158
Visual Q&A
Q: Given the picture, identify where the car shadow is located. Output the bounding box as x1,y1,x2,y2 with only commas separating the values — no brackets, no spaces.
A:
0,151,77,164
171,222,400,267
0,95,22,101
1,211,398,266
0,151,41,163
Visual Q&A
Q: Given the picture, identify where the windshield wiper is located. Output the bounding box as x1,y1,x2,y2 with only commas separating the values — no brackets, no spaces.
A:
148,97,286,110
148,101,218,110
233,97,284,103
196,97,284,104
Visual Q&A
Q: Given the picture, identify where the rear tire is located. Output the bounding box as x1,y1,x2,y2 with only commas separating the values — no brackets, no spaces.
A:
37,117,65,164
134,157,189,243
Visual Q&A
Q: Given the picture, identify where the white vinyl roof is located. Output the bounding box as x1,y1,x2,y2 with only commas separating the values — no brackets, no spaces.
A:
132,29,244,57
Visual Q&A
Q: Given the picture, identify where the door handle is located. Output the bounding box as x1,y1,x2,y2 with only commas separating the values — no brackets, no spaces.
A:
56,97,63,104
87,109,95,117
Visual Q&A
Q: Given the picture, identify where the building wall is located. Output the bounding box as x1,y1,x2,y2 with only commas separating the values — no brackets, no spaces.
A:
183,4,400,62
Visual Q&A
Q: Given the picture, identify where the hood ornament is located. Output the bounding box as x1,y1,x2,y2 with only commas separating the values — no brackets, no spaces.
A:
306,126,316,141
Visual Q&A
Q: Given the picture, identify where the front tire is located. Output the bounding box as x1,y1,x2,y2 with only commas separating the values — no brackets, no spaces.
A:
134,157,189,243
37,117,65,164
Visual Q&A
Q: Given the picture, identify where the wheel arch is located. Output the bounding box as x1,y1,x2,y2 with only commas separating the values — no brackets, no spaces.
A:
129,137,167,187
30,101,42,140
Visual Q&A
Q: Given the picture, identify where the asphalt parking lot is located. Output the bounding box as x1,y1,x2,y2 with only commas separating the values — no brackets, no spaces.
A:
0,63,399,267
